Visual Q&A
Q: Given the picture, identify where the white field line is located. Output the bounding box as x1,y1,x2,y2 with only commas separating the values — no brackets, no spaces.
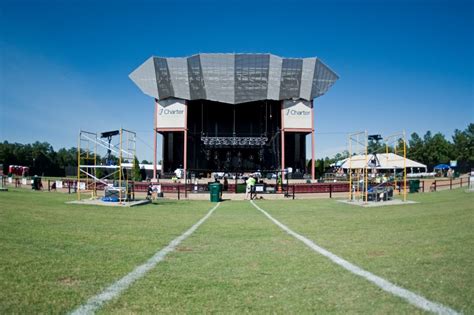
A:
70,202,221,315
250,201,459,315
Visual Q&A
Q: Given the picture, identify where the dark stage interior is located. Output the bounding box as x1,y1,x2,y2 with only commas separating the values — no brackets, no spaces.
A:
162,100,308,173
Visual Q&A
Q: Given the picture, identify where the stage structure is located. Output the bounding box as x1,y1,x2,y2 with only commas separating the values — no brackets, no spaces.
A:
77,129,136,201
129,53,339,181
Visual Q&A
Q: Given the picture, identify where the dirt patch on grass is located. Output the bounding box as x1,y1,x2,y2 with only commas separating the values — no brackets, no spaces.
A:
432,252,444,258
58,276,80,286
176,246,193,252
367,250,385,257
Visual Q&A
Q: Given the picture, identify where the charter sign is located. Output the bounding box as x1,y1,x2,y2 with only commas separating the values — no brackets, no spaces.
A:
156,98,186,129
282,100,312,130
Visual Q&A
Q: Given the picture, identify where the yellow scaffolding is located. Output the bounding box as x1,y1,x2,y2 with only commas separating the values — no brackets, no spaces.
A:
383,131,408,202
348,131,368,202
347,130,408,203
77,131,97,200
77,128,136,202
118,129,137,202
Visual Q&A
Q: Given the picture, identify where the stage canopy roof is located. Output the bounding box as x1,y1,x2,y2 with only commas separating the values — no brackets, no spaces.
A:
337,153,427,170
129,53,339,104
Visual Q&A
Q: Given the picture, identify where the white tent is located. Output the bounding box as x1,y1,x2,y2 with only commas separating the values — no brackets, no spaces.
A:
338,153,427,171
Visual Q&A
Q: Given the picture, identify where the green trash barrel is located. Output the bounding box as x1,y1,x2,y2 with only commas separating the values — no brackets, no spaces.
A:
409,180,420,193
236,183,246,194
209,183,222,202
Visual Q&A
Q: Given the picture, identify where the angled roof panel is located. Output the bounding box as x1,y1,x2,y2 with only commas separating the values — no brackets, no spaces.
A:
129,53,338,104
235,54,270,104
279,58,303,100
128,57,158,99
187,55,206,100
154,57,174,99
167,57,190,100
267,54,282,100
300,58,317,101
200,53,235,104
311,59,339,99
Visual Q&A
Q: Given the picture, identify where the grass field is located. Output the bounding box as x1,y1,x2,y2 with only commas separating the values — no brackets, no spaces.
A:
0,188,472,314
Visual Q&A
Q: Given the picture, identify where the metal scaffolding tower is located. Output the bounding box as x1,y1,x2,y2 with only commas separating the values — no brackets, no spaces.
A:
384,131,408,202
348,131,368,202
346,130,408,203
77,129,136,202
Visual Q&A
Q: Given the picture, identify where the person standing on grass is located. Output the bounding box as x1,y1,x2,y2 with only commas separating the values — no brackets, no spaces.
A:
146,182,153,200
245,176,256,200
277,173,283,192
223,176,228,191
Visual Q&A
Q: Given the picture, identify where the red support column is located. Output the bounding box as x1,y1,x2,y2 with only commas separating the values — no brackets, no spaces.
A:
153,99,158,180
281,101,285,182
311,131,315,180
183,101,188,185
311,100,315,181
282,130,285,181
184,129,187,184
161,134,165,177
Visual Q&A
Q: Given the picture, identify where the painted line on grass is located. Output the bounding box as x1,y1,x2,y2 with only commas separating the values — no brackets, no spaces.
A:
70,202,221,315
250,200,459,315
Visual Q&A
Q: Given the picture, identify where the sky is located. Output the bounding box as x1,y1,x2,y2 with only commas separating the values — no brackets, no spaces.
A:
1,0,473,162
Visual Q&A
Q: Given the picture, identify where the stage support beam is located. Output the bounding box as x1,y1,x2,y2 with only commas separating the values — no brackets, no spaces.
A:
281,101,285,182
184,130,187,183
153,99,158,180
311,132,315,180
311,100,315,180
183,101,188,184
281,130,285,182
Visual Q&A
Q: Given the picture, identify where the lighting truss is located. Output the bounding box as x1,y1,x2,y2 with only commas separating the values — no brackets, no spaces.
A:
201,136,268,147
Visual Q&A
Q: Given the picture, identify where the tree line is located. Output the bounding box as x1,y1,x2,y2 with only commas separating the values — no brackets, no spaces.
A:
311,123,473,178
0,141,73,176
0,141,150,179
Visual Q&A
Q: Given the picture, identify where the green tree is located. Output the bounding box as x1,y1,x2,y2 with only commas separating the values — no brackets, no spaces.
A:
420,132,453,168
368,140,384,154
29,142,55,176
395,138,405,155
56,148,78,169
451,123,474,171
132,156,142,181
314,159,325,178
333,150,349,161
0,141,15,174
407,132,424,162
